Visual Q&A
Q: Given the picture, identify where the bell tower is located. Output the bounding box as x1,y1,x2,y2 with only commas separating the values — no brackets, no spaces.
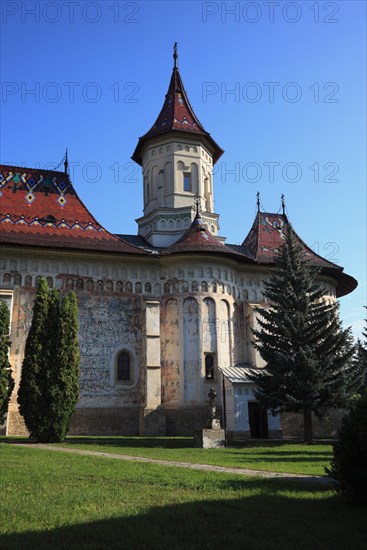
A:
132,45,224,247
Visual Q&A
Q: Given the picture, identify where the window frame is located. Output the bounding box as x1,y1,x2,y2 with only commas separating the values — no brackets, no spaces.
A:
183,173,192,192
204,353,215,381
115,350,134,386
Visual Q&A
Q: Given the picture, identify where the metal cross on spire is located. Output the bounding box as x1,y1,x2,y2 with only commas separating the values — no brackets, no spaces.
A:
281,193,286,215
64,147,69,175
173,42,178,69
194,193,201,217
256,191,261,212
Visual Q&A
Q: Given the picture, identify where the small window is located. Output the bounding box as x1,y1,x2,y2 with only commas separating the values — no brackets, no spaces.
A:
117,351,132,383
205,354,215,380
183,173,191,192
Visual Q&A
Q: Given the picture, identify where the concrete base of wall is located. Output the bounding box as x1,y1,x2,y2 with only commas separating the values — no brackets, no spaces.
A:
68,407,140,436
139,408,166,436
164,406,223,436
281,410,346,438
6,409,28,436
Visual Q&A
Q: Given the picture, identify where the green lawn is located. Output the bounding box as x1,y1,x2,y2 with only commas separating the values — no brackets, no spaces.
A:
44,437,332,476
0,444,366,550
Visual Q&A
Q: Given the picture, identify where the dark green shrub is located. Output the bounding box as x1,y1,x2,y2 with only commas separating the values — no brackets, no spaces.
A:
328,394,367,504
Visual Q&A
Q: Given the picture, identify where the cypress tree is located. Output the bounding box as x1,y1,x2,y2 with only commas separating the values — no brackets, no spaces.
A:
45,291,80,442
18,278,50,438
37,288,61,442
18,280,80,442
250,225,355,443
0,301,14,425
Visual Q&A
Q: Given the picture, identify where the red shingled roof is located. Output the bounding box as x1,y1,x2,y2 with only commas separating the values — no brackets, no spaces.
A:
0,165,146,255
241,211,357,297
132,60,223,165
163,212,252,260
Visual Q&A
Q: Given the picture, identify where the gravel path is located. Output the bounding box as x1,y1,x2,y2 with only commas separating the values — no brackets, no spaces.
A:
11,443,335,485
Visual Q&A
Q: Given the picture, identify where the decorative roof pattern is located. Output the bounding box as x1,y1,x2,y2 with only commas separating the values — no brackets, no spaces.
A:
242,212,339,267
240,211,357,297
163,212,253,260
132,53,224,165
0,165,146,255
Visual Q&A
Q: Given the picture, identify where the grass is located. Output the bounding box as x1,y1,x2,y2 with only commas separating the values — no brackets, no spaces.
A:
1,444,367,550
27,436,334,476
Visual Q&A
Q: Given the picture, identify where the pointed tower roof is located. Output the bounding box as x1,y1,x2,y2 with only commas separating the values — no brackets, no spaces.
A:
241,210,357,297
132,45,224,166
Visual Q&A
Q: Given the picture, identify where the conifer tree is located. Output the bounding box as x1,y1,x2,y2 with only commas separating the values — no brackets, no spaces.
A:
36,287,61,442
18,280,80,442
18,278,50,437
250,225,355,443
43,291,80,442
0,301,14,425
352,313,367,398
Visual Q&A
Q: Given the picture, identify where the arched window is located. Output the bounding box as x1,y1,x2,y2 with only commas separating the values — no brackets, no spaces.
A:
14,274,22,286
25,275,32,288
116,281,123,292
66,278,74,290
144,282,152,294
205,354,215,380
135,282,142,293
3,273,11,284
86,279,94,291
106,280,113,292
116,351,132,384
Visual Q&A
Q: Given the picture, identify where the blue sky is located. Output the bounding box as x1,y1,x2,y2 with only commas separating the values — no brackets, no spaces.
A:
1,0,366,337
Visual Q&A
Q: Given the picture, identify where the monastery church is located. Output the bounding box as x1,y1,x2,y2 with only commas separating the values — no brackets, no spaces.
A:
0,49,357,438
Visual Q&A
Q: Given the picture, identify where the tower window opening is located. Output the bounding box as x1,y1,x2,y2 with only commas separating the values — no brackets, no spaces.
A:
183,173,191,192
205,354,215,380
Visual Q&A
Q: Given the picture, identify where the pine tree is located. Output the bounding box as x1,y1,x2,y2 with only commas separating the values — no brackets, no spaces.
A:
352,313,367,398
18,278,50,438
0,301,14,425
250,225,355,443
327,393,367,504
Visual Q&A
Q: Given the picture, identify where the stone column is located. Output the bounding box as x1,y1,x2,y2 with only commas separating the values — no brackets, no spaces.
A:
140,300,166,435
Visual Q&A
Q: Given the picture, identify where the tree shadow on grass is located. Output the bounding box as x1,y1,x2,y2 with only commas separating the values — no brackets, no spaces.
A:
1,480,365,550
1,437,195,449
225,453,332,465
65,437,195,449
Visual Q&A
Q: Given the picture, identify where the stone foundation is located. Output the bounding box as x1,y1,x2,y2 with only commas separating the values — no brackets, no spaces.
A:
6,409,28,436
68,407,140,436
139,408,166,436
165,406,223,436
281,410,346,438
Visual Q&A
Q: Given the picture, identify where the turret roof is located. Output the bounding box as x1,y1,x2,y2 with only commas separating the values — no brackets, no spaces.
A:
132,47,223,165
